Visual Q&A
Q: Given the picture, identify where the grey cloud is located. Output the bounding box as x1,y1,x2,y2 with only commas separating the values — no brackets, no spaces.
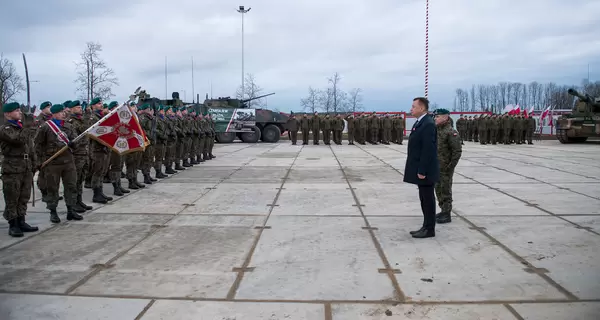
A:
1,0,599,111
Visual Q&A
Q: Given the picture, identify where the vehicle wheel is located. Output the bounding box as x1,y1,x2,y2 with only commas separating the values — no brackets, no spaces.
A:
216,132,236,143
241,126,261,143
262,124,281,143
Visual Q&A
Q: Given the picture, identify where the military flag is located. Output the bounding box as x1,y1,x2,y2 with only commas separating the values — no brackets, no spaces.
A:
87,104,147,154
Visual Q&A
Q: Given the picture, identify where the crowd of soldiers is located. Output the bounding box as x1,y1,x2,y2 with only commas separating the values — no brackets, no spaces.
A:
286,111,406,145
455,113,537,145
0,98,217,237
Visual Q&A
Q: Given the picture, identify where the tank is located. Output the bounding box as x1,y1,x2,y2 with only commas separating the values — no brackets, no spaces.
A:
555,88,600,143
203,92,291,143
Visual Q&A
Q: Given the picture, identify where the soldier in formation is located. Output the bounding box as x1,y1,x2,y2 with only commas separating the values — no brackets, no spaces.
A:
462,112,537,145
2,97,219,237
432,109,462,224
286,113,299,145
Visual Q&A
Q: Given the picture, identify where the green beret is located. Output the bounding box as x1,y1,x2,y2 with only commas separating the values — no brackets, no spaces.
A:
50,104,65,114
434,108,450,115
108,101,119,110
103,103,108,109
129,101,137,107
81,102,88,109
63,100,72,108
40,101,52,109
138,103,148,111
2,102,21,113
71,100,81,107
91,97,102,105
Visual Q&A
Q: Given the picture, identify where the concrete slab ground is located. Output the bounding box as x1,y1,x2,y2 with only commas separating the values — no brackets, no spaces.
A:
1,140,599,319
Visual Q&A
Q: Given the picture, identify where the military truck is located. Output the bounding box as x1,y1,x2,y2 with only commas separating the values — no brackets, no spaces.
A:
136,90,290,144
555,89,600,143
203,93,290,143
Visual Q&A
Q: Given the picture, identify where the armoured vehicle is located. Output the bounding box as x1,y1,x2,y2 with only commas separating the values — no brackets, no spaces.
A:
555,89,600,143
203,92,290,143
136,90,290,144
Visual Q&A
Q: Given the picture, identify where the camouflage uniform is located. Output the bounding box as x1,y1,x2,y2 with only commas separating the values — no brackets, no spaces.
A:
164,110,179,173
153,109,169,177
67,111,93,212
300,115,310,145
333,115,344,145
287,116,299,145
197,115,208,161
311,114,320,144
321,115,332,145
138,107,158,182
368,113,379,144
434,114,462,223
358,114,368,144
34,113,82,223
32,112,52,201
208,116,216,158
345,115,355,145
526,116,536,144
382,114,392,144
0,114,38,237
478,115,488,144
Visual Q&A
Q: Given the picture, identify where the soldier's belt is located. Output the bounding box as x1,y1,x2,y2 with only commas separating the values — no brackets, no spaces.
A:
3,154,30,160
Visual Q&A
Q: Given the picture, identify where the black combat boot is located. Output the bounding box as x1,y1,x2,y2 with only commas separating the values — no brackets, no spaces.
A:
72,201,86,213
197,155,205,163
103,175,111,183
77,195,93,210
156,168,168,179
49,209,60,223
41,190,48,203
119,180,131,193
436,212,452,224
121,171,126,179
183,159,191,167
66,206,83,221
112,182,124,196
18,216,38,232
128,179,140,190
100,187,113,201
175,161,185,170
165,165,177,174
144,174,153,185
209,154,216,159
8,219,24,237
134,179,145,189
92,188,108,204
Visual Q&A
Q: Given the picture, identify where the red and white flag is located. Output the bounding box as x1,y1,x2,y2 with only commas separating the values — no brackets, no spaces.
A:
46,120,70,146
86,104,147,154
540,106,551,121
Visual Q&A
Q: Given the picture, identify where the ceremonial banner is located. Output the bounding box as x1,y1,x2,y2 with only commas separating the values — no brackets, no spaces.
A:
133,112,151,147
87,104,147,154
46,120,70,146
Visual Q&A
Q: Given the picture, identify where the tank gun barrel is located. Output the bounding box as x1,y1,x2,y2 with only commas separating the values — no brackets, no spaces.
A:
568,88,592,103
241,92,275,103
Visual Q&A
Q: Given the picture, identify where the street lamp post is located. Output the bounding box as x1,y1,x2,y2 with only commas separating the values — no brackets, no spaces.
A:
237,5,251,99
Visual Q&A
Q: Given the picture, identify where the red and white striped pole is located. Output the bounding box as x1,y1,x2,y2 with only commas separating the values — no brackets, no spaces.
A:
424,0,429,99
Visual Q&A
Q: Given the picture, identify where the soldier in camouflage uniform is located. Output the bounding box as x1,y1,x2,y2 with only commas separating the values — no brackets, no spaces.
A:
395,115,405,144
345,114,355,145
477,114,487,145
181,108,193,167
333,114,344,145
32,101,53,202
86,98,113,203
488,114,499,145
34,104,83,223
196,113,208,162
105,102,130,196
1,102,39,237
456,114,466,143
382,113,392,145
207,114,216,159
526,114,536,144
67,100,93,213
153,106,170,177
357,113,368,144
164,106,179,173
287,114,300,145
300,114,310,145
514,115,524,144
432,109,462,224
125,102,146,189
311,112,320,145
321,114,332,145
138,103,160,182
368,112,379,144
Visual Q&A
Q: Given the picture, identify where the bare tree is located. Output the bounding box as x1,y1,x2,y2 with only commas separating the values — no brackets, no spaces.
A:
75,42,119,102
328,72,348,112
318,88,333,113
235,73,266,108
348,88,363,112
300,86,321,113
0,54,25,106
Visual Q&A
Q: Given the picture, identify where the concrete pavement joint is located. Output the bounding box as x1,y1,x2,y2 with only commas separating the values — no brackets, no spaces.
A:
456,172,600,237
451,208,579,301
355,144,405,177
330,144,406,302
63,145,268,295
226,145,304,300
499,149,600,169
134,299,156,320
324,302,333,320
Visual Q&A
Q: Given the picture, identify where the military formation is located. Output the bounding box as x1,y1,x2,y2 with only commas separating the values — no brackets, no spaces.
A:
0,98,217,237
455,113,537,145
286,111,405,145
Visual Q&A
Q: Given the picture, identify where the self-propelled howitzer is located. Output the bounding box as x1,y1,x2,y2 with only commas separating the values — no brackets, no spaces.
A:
555,88,600,143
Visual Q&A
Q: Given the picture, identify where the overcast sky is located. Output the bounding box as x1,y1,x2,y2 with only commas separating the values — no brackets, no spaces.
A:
2,0,600,112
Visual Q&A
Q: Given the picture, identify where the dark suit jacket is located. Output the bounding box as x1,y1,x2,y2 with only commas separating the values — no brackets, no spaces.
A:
403,114,440,185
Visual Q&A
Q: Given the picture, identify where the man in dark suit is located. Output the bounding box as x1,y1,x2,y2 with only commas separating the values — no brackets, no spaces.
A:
403,97,440,238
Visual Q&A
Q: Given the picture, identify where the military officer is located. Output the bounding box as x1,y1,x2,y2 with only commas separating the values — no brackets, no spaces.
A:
34,103,83,223
32,101,53,202
286,113,300,145
153,105,170,177
345,114,355,145
124,102,146,189
321,114,331,145
67,100,93,212
86,98,113,203
433,109,462,224
311,112,320,145
1,102,39,237
300,114,310,145
333,114,344,145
